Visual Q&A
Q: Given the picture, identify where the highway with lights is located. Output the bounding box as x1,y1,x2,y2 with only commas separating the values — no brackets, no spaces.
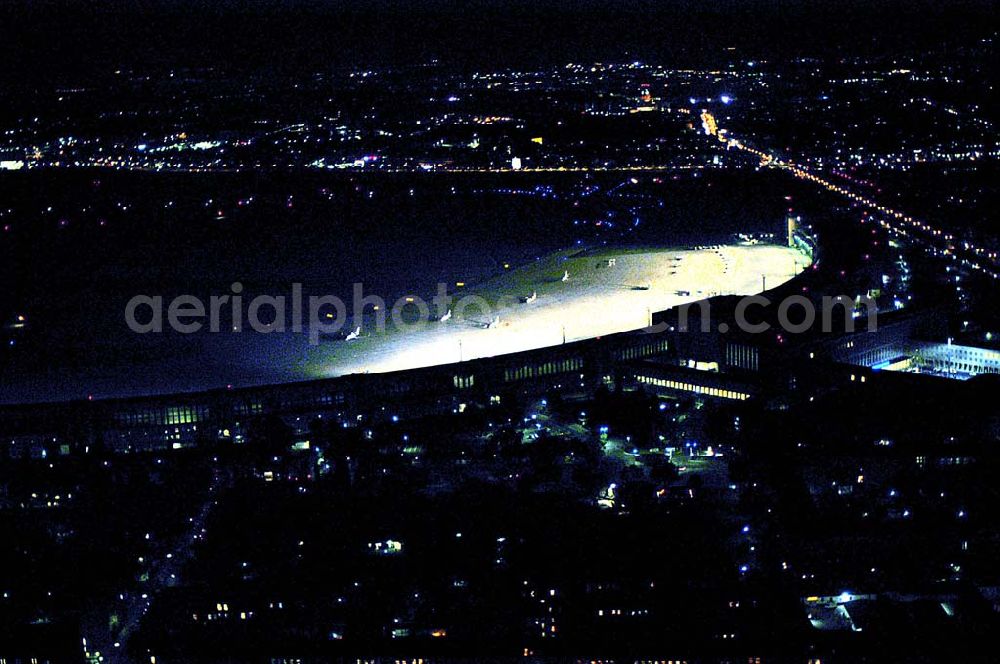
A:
699,111,999,281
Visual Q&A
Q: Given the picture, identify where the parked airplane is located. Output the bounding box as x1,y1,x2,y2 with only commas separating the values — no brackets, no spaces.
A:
438,308,452,322
344,326,362,341
520,291,537,304
561,270,570,282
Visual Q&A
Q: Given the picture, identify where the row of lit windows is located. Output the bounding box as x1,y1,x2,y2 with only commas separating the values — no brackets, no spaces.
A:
505,357,583,382
269,392,347,411
379,381,412,395
597,607,650,617
916,455,973,467
111,393,352,431
636,375,750,400
233,401,264,416
617,339,669,361
934,347,1000,362
453,374,475,389
726,343,759,371
115,405,209,427
166,406,207,425
928,360,1000,374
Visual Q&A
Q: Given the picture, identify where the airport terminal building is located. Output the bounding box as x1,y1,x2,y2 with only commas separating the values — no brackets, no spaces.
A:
5,281,997,461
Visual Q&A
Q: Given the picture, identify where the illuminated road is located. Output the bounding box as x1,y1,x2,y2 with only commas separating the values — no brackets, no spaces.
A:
81,464,229,664
698,111,1000,281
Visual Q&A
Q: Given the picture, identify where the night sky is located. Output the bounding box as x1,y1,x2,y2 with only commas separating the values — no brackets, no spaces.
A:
1,0,995,82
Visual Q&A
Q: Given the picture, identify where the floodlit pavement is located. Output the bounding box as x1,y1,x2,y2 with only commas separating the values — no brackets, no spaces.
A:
307,244,809,377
